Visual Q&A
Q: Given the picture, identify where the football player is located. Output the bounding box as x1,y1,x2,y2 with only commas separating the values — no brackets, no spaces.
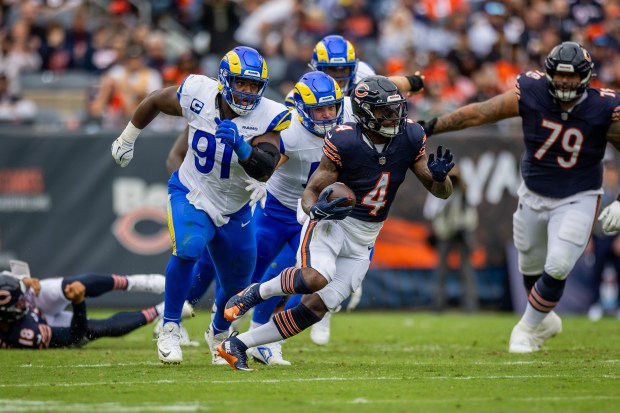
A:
217,76,454,371
0,273,87,349
418,41,620,353
1,270,164,346
111,46,291,364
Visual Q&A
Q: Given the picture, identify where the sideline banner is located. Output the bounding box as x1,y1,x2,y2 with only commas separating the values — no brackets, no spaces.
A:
0,129,525,308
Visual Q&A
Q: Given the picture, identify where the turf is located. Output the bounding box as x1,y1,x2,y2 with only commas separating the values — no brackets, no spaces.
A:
1,311,619,413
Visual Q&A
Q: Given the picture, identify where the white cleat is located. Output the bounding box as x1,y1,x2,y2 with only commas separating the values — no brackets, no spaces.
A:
157,322,183,364
127,274,166,294
205,325,229,365
508,321,540,353
249,341,291,366
310,311,331,346
534,311,562,344
181,301,195,319
153,319,199,347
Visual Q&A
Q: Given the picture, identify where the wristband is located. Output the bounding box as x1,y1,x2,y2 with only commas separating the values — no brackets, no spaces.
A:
236,139,252,161
120,121,142,144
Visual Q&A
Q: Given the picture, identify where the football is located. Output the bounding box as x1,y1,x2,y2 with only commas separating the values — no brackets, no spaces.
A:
322,182,356,207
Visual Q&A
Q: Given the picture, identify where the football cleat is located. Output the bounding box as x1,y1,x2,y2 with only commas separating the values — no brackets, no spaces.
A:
224,283,264,322
310,311,331,346
204,325,230,365
157,322,183,364
249,341,291,366
508,321,540,353
126,274,166,294
217,335,253,371
534,311,562,344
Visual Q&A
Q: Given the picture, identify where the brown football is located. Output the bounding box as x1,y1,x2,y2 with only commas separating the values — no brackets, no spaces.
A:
322,182,356,207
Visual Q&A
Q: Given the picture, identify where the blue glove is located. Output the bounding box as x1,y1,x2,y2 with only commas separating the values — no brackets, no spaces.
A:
309,188,353,221
215,117,252,160
427,145,454,182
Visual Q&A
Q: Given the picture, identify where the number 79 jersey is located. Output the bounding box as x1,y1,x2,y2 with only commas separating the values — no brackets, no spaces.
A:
177,75,291,215
323,120,426,222
517,71,620,198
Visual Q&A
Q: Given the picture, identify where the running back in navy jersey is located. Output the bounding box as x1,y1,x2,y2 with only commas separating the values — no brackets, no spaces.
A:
517,70,620,198
323,120,426,221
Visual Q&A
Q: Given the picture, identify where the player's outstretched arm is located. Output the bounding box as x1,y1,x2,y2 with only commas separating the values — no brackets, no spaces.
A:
166,126,189,176
413,145,454,199
389,72,424,96
112,86,182,168
423,90,519,137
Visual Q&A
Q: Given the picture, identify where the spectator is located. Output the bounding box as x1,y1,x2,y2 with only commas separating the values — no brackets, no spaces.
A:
0,71,37,124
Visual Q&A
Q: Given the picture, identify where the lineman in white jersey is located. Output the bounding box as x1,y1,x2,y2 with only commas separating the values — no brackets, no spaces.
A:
111,46,291,364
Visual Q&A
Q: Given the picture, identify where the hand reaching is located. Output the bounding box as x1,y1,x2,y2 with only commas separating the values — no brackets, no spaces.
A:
111,137,134,167
427,145,454,182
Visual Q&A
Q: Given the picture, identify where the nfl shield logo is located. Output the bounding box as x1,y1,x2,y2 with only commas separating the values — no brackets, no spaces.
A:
379,156,386,165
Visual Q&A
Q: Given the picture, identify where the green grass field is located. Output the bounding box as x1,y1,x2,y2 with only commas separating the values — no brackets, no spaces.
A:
1,311,619,413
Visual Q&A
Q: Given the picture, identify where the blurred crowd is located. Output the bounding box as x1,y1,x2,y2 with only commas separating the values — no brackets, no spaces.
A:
1,0,620,130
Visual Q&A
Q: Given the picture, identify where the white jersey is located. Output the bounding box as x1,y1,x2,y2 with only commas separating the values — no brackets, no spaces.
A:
177,75,290,218
267,102,355,211
355,60,376,83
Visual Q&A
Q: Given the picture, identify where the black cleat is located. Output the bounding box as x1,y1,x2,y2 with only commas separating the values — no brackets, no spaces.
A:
224,283,264,322
217,335,253,371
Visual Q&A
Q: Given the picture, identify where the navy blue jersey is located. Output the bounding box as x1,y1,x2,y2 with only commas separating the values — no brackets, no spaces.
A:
517,70,620,198
323,120,426,222
0,309,52,349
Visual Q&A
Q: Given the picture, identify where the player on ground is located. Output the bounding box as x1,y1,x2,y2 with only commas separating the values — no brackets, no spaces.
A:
217,75,454,371
418,41,620,353
0,273,87,349
111,46,290,364
1,269,164,346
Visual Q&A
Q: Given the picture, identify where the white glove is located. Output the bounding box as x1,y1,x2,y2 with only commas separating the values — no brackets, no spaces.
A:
111,137,135,167
245,179,266,209
598,200,620,232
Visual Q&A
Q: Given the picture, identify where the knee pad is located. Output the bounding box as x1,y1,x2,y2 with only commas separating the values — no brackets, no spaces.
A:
557,210,591,247
174,234,207,260
544,249,574,280
317,286,346,312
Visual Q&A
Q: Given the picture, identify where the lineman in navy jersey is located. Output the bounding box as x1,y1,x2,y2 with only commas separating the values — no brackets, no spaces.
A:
217,76,454,371
420,42,620,353
111,46,290,364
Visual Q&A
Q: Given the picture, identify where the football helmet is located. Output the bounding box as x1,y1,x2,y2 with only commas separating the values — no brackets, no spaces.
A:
293,71,344,136
352,75,408,138
544,42,594,102
218,46,269,116
0,274,29,323
310,35,358,94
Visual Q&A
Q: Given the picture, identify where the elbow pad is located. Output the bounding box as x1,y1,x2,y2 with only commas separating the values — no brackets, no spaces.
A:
240,142,281,182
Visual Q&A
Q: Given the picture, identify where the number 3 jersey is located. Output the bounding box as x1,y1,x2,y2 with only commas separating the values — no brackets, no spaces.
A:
176,75,290,217
517,71,620,198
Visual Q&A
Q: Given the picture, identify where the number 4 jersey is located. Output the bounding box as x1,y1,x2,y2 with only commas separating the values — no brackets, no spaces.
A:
517,71,620,198
177,75,291,217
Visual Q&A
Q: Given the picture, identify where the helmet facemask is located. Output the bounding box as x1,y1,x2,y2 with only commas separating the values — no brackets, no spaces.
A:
0,277,30,323
545,42,593,102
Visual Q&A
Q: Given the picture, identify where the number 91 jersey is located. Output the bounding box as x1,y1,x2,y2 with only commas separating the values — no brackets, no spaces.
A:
176,75,290,215
517,71,620,198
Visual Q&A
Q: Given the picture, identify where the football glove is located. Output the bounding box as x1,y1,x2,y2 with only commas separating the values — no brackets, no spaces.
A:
598,200,620,232
418,117,437,137
215,117,252,160
245,178,267,209
309,188,353,221
427,145,454,182
111,137,135,167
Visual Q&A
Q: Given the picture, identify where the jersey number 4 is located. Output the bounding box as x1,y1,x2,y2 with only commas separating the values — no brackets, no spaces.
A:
192,130,233,178
362,172,390,216
535,119,583,168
